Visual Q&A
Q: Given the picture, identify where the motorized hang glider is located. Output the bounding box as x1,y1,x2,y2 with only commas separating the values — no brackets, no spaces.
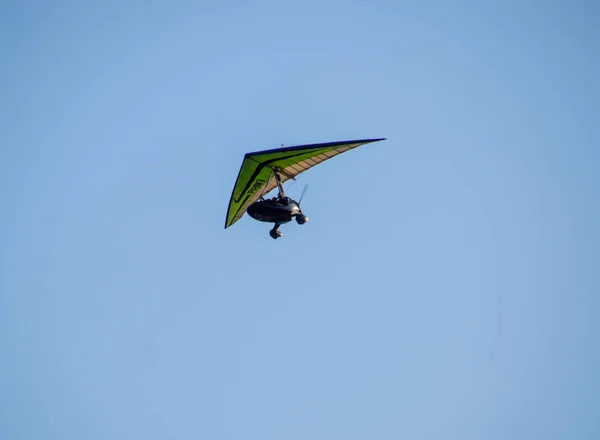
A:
225,138,386,238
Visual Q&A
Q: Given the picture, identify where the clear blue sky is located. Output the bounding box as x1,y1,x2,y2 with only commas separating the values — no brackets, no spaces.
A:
1,1,599,439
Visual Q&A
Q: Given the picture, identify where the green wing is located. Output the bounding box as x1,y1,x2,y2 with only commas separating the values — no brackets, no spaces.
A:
224,138,386,228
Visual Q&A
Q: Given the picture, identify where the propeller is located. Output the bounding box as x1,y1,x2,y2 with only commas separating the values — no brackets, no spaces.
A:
298,184,309,207
295,184,310,225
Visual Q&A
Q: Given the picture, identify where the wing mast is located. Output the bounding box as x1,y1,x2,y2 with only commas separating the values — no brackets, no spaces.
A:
272,168,289,198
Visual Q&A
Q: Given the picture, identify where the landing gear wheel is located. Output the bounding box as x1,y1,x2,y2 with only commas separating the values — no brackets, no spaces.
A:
269,228,283,239
296,214,308,225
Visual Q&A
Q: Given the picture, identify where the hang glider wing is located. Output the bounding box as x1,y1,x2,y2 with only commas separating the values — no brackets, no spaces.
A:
224,138,386,228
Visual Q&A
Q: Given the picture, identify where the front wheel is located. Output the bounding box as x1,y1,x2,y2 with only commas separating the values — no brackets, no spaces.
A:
269,228,283,239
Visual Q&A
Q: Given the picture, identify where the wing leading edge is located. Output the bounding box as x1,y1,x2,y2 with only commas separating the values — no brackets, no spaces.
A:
224,138,386,228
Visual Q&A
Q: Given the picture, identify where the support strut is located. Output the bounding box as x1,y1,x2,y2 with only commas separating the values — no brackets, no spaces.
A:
259,169,273,200
274,170,285,198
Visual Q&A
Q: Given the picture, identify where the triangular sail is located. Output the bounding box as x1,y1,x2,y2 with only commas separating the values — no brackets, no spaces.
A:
224,138,386,228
